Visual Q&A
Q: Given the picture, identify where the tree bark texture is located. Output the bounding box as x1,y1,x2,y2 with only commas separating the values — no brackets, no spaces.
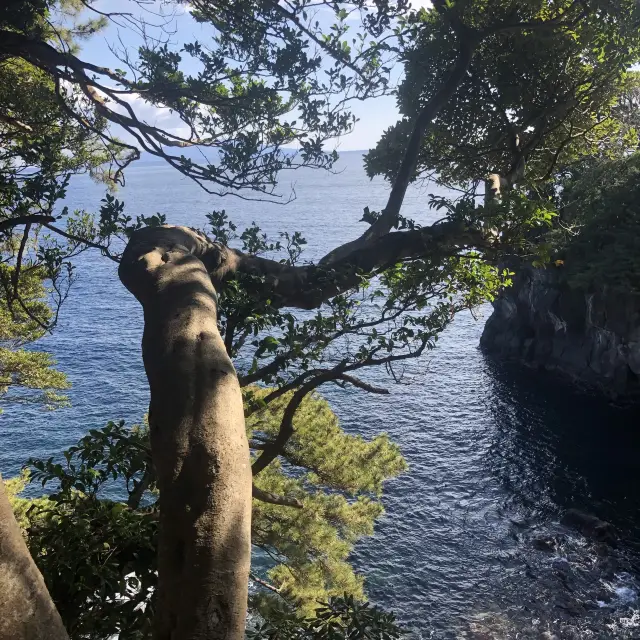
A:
484,173,506,204
0,477,68,640
119,226,252,640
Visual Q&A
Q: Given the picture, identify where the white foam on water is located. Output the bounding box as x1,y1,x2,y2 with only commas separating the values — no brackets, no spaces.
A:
610,573,639,605
615,586,638,605
606,608,640,635
599,572,638,601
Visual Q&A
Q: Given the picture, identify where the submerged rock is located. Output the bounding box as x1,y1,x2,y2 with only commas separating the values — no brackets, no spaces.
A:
560,508,617,546
532,535,558,552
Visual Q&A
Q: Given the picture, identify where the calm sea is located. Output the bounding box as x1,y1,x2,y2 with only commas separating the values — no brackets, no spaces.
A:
3,152,640,638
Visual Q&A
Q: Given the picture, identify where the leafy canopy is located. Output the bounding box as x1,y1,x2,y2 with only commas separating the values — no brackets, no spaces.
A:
545,152,640,294
366,0,640,192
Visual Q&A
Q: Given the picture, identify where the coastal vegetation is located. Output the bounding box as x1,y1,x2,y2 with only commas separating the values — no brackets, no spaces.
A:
9,394,405,637
554,151,640,294
2,0,640,638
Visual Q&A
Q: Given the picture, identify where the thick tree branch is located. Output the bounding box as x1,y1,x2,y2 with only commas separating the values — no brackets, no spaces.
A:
126,220,485,315
333,374,389,394
233,221,485,310
11,223,31,303
0,215,55,234
251,373,335,476
320,31,477,265
127,467,153,510
43,224,120,262
252,485,303,508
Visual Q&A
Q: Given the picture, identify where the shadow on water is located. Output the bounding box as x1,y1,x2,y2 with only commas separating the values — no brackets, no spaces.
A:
453,355,640,640
344,312,640,638
483,355,640,546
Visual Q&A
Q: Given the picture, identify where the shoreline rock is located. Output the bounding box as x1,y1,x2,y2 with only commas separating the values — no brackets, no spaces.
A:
560,508,617,547
480,266,640,398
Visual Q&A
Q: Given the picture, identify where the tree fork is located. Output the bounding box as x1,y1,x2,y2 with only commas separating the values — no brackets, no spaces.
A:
119,226,251,640
319,23,477,266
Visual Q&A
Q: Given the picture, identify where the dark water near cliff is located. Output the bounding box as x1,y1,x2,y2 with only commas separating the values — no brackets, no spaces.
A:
3,152,640,638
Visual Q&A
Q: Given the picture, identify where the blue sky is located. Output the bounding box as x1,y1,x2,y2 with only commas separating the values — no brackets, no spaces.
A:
72,1,427,151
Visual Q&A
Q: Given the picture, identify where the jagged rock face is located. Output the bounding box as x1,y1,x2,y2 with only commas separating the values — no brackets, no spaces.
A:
481,267,640,397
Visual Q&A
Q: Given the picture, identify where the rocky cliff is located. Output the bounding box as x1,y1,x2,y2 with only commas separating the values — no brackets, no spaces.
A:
480,266,640,397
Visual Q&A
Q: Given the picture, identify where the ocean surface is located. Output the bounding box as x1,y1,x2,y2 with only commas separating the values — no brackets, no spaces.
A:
3,151,640,638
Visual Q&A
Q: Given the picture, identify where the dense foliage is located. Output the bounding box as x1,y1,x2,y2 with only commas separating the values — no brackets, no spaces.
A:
1,0,400,197
366,0,640,192
0,2,130,410
550,153,640,294
247,596,403,639
7,388,405,638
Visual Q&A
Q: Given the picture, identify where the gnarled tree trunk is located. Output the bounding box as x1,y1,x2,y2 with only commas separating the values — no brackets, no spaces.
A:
119,226,251,640
0,477,68,640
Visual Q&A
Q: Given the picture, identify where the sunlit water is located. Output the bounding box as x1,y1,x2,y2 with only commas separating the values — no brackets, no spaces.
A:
3,152,640,638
